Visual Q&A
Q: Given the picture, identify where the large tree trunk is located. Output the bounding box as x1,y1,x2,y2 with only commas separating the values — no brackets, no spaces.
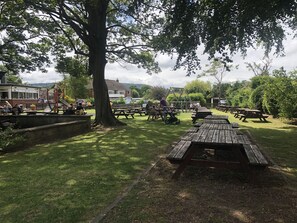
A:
88,1,124,127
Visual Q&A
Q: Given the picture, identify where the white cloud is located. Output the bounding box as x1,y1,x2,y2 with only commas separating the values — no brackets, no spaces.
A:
21,35,297,88
21,67,63,84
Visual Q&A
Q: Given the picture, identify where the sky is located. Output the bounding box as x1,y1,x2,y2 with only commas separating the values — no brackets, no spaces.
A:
20,34,297,88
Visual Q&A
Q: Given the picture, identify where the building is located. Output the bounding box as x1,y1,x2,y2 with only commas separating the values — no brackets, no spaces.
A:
0,73,41,107
86,79,131,99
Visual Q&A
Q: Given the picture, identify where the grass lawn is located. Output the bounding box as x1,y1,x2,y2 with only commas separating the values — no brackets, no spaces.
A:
1,109,296,222
0,111,190,222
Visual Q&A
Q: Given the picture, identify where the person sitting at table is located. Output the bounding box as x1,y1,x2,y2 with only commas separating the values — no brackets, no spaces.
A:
75,103,85,115
160,97,167,108
12,104,19,115
147,105,159,120
1,104,10,115
64,103,75,115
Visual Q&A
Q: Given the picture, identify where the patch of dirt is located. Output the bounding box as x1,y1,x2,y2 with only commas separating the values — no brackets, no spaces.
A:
103,157,297,223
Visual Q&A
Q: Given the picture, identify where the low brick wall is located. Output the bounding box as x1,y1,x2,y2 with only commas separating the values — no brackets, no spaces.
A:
0,114,92,128
1,115,92,152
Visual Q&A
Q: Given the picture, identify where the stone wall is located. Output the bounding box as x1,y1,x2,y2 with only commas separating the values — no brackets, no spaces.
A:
0,114,92,128
1,115,92,152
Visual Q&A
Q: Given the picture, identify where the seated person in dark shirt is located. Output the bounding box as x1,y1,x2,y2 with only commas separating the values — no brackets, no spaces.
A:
64,103,75,115
12,104,20,115
75,103,85,115
160,97,167,108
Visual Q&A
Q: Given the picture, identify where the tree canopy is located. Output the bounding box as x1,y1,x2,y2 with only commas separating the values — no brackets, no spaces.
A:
0,1,51,74
157,0,297,74
17,0,163,126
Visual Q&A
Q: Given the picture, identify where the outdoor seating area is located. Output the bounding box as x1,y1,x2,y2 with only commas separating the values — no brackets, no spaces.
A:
191,106,212,123
112,104,146,119
217,105,269,122
167,115,269,179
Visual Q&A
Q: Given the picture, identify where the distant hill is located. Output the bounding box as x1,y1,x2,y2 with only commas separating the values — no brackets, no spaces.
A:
122,83,151,89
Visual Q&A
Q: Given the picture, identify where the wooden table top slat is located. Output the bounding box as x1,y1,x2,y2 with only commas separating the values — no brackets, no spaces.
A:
204,129,215,143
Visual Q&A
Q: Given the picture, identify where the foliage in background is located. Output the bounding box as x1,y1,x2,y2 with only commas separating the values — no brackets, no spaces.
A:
111,97,126,105
245,57,272,76
62,76,89,100
167,92,206,107
0,127,24,151
249,85,265,111
198,59,237,99
0,1,51,74
144,86,168,100
263,69,297,119
157,0,296,74
222,67,297,119
211,83,232,99
184,80,211,98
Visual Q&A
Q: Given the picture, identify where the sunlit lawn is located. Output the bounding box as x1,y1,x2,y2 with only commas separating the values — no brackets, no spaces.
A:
0,111,191,222
0,109,296,222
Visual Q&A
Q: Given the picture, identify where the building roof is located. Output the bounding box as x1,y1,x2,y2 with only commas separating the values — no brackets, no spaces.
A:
106,79,129,91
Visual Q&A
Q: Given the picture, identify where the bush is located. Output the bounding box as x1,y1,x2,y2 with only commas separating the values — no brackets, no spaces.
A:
249,86,265,111
111,97,126,104
188,93,206,106
0,127,24,152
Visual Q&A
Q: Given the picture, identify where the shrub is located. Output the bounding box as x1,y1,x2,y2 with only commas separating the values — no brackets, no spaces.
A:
0,127,24,152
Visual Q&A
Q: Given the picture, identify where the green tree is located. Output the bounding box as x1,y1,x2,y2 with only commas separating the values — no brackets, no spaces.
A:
249,75,274,111
157,0,296,73
139,85,151,98
145,86,167,100
56,56,89,99
211,83,232,100
198,59,236,100
263,69,297,119
0,66,22,84
184,80,211,98
225,81,252,107
0,1,51,74
131,89,140,98
62,76,88,100
21,0,162,126
246,57,272,76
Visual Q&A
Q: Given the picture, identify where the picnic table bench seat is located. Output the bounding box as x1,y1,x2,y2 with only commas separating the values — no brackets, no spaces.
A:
243,144,269,167
237,134,251,144
231,122,239,128
167,140,192,164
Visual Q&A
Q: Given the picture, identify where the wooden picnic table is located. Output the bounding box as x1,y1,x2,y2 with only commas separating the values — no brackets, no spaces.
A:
113,108,134,119
171,126,248,179
239,109,268,122
191,107,212,123
168,121,268,179
234,108,246,118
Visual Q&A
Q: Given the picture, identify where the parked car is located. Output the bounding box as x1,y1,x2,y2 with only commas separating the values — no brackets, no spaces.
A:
218,99,227,105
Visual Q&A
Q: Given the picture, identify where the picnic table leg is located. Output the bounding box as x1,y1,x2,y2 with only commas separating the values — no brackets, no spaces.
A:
231,145,249,172
172,145,197,179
